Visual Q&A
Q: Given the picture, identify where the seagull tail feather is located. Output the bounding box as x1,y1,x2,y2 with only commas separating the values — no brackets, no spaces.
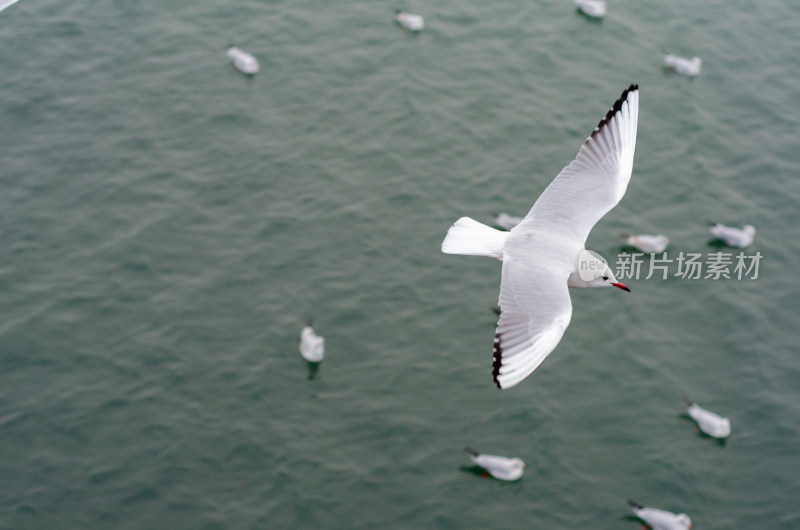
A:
442,217,508,260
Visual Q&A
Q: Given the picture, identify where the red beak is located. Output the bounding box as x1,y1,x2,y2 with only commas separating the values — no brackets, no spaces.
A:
612,282,631,292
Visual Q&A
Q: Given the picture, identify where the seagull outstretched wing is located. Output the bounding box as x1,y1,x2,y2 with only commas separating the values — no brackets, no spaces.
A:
516,85,639,244
493,86,639,389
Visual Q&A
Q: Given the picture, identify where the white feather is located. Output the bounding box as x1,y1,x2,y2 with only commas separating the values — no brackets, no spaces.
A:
573,0,607,18
441,217,509,260
664,54,702,76
687,402,731,439
629,501,692,530
465,449,525,481
494,212,524,231
442,86,639,389
299,326,324,362
227,46,260,75
395,11,424,32
709,222,755,248
0,0,20,13
621,233,670,253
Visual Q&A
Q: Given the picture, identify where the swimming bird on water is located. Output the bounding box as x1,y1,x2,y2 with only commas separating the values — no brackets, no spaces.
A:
442,85,639,389
227,45,260,75
686,400,731,439
709,222,755,248
628,499,692,530
395,9,424,32
573,0,607,18
663,54,702,76
299,322,325,363
494,212,523,231
464,448,525,481
620,233,670,253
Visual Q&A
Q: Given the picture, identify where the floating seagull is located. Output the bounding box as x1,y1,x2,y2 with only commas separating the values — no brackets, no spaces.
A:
464,448,525,481
494,212,523,231
573,0,607,18
299,323,325,363
227,45,260,75
686,401,731,439
0,0,20,13
663,54,702,77
628,499,692,530
395,9,424,32
709,222,755,248
442,85,638,389
620,233,670,253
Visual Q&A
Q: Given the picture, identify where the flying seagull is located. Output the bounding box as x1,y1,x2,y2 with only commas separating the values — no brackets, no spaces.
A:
442,85,639,389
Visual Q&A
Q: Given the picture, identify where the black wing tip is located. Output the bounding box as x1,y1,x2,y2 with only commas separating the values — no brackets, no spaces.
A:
592,84,639,137
464,447,478,457
492,333,503,389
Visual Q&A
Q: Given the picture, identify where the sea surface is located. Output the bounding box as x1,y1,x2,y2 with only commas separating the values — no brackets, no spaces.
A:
2,0,799,528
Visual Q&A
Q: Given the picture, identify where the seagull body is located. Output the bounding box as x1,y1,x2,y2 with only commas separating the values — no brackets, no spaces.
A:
464,448,525,481
442,85,639,389
494,212,523,231
395,10,424,31
0,0,20,13
709,222,755,248
620,233,670,253
299,325,325,362
573,0,607,18
687,401,731,438
664,54,702,76
227,45,260,75
628,500,692,530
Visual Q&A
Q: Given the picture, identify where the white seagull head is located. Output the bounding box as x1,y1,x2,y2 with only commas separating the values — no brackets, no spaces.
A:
569,251,630,291
585,265,629,291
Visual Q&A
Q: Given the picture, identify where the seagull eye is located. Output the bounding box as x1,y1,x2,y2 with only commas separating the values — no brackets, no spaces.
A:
602,276,609,281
